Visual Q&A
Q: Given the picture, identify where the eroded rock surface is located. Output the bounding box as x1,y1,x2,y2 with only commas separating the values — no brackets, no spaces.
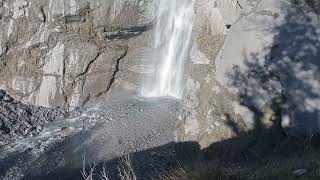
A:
0,90,68,147
0,0,155,109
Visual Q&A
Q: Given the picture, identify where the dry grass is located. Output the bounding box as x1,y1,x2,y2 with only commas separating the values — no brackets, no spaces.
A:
99,164,110,180
81,154,97,180
82,154,136,180
159,161,226,180
117,155,137,180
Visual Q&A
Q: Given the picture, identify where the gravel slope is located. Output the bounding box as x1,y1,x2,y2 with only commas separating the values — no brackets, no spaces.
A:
0,97,180,180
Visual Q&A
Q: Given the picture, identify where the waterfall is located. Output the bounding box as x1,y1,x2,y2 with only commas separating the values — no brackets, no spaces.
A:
141,0,195,98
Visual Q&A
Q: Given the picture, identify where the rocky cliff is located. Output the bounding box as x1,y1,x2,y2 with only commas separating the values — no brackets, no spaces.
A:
177,0,248,147
178,0,320,147
0,0,155,109
0,0,320,149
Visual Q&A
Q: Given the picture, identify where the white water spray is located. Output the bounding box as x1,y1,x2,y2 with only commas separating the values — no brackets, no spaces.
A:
141,0,195,98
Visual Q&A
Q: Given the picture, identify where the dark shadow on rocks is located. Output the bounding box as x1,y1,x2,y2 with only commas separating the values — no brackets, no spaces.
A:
22,141,187,180
0,129,93,180
303,0,320,14
0,90,75,148
104,23,153,40
228,4,320,138
24,134,320,180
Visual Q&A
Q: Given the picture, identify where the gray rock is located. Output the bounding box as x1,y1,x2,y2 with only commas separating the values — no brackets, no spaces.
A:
0,0,156,109
0,89,6,100
176,0,320,147
177,0,247,147
0,90,68,147
293,169,307,177
0,89,6,95
2,94,13,102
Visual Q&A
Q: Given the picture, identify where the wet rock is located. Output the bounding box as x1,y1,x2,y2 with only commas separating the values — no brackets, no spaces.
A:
0,90,67,148
0,89,6,95
61,127,69,132
3,94,14,102
36,125,43,132
0,90,6,100
0,119,10,134
293,169,307,177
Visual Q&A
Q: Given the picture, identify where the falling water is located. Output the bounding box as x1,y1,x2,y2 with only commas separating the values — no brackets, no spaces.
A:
141,0,195,98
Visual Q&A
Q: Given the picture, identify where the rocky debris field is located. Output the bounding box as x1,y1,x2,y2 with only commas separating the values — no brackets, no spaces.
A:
0,97,180,180
0,90,80,148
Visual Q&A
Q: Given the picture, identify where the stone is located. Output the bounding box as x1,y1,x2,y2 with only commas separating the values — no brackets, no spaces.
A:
61,127,69,132
293,169,307,177
150,151,157,156
0,90,68,147
3,94,13,102
0,89,6,95
0,90,5,100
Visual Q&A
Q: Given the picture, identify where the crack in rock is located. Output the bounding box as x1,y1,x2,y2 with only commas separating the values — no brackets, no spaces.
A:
96,45,129,98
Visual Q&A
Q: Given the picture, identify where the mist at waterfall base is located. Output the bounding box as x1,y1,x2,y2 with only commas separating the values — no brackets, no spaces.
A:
141,0,194,99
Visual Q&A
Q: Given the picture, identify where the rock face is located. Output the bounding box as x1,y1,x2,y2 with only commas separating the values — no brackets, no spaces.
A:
1,0,319,149
177,0,246,147
178,0,320,147
0,90,67,147
0,0,155,108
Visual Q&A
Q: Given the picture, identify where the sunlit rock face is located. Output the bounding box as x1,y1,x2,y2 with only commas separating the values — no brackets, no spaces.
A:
177,0,247,147
0,0,156,108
